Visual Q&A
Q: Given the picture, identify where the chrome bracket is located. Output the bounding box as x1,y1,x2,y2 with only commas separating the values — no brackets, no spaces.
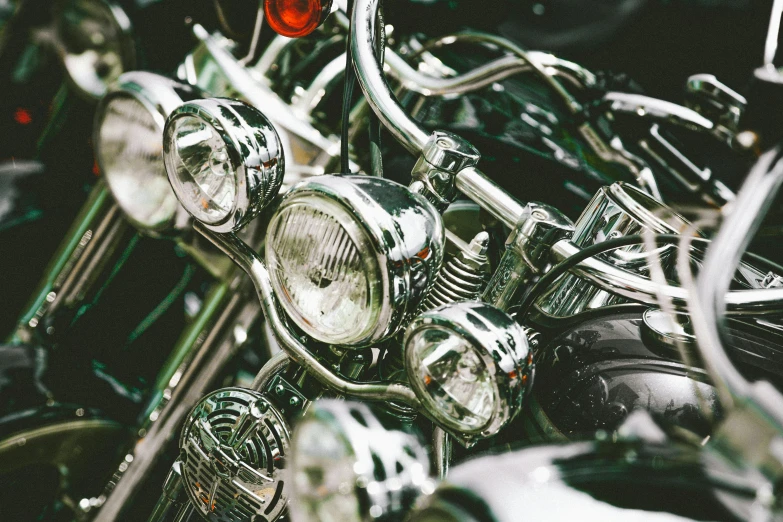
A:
483,202,574,312
411,131,481,212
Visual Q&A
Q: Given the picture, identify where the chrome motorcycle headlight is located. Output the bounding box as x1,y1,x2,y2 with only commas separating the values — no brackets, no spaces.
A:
164,98,285,233
95,72,195,233
289,400,431,522
56,0,135,99
404,302,532,440
265,175,444,347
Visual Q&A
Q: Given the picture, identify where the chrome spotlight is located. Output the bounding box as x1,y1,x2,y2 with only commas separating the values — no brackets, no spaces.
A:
164,98,285,233
404,301,532,443
289,399,432,522
265,175,445,347
95,71,199,234
179,388,290,521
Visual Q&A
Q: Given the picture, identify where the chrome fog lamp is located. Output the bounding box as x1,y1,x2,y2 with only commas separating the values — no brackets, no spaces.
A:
289,399,431,522
164,98,285,233
55,0,135,99
179,388,290,521
265,175,444,347
95,72,196,234
404,302,532,441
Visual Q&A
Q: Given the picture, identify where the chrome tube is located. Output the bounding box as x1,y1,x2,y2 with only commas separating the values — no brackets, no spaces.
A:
94,279,255,522
350,0,526,227
550,239,783,315
385,53,531,97
351,0,429,154
195,223,421,408
691,149,783,410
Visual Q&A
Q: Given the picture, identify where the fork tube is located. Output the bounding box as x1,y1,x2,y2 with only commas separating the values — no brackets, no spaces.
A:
9,180,131,344
93,280,257,522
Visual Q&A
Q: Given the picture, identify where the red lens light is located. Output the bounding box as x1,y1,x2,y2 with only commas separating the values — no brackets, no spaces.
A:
264,0,332,38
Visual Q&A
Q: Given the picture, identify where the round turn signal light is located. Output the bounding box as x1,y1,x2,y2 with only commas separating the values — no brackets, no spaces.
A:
264,0,333,38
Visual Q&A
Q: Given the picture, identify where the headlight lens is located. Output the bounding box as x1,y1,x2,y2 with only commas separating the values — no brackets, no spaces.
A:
289,400,431,522
57,0,134,99
265,175,444,347
96,94,178,229
407,327,495,430
163,98,285,233
166,115,236,226
404,302,531,441
267,197,382,346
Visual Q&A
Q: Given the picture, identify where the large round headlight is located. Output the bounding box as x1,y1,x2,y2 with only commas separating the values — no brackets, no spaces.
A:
266,175,445,347
289,399,431,522
404,301,532,442
163,98,285,233
95,72,196,233
55,0,135,99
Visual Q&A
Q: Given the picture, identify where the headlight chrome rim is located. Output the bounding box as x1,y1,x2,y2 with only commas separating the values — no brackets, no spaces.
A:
404,301,532,440
55,0,136,100
163,98,285,233
94,71,195,235
266,175,445,347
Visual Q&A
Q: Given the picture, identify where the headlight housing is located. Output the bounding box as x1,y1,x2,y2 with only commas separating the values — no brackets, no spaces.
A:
289,399,432,522
95,71,196,234
164,98,285,233
404,301,532,442
55,0,135,99
265,175,445,347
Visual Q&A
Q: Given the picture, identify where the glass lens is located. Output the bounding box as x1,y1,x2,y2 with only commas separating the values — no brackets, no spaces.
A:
97,95,178,228
166,115,236,225
266,198,381,345
408,327,495,430
58,0,126,98
291,418,362,522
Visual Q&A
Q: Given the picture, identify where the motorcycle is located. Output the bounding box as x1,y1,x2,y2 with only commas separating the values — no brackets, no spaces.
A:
5,0,783,520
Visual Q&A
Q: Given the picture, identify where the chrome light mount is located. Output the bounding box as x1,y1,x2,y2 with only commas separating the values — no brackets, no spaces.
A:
178,387,290,522
95,71,201,236
403,301,532,446
289,399,433,522
267,174,445,347
164,97,285,233
536,182,690,319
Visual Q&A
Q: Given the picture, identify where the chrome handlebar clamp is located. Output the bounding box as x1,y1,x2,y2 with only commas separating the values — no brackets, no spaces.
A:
483,203,574,312
410,131,481,212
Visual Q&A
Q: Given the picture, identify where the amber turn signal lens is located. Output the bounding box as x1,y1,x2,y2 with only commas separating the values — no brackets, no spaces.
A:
264,0,332,38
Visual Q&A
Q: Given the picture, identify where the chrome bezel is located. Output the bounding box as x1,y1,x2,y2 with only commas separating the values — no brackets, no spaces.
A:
403,301,531,441
94,71,195,236
163,98,285,233
55,0,136,100
289,399,431,522
266,175,445,347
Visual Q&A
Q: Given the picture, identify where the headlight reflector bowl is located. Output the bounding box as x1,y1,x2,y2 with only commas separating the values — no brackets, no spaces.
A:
404,301,532,440
164,98,285,233
266,175,444,347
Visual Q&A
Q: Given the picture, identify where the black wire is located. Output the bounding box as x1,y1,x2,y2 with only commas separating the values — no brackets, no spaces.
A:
367,0,385,177
340,0,357,174
517,234,690,320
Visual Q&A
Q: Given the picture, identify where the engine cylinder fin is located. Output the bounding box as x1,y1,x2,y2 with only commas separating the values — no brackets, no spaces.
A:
424,231,491,310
